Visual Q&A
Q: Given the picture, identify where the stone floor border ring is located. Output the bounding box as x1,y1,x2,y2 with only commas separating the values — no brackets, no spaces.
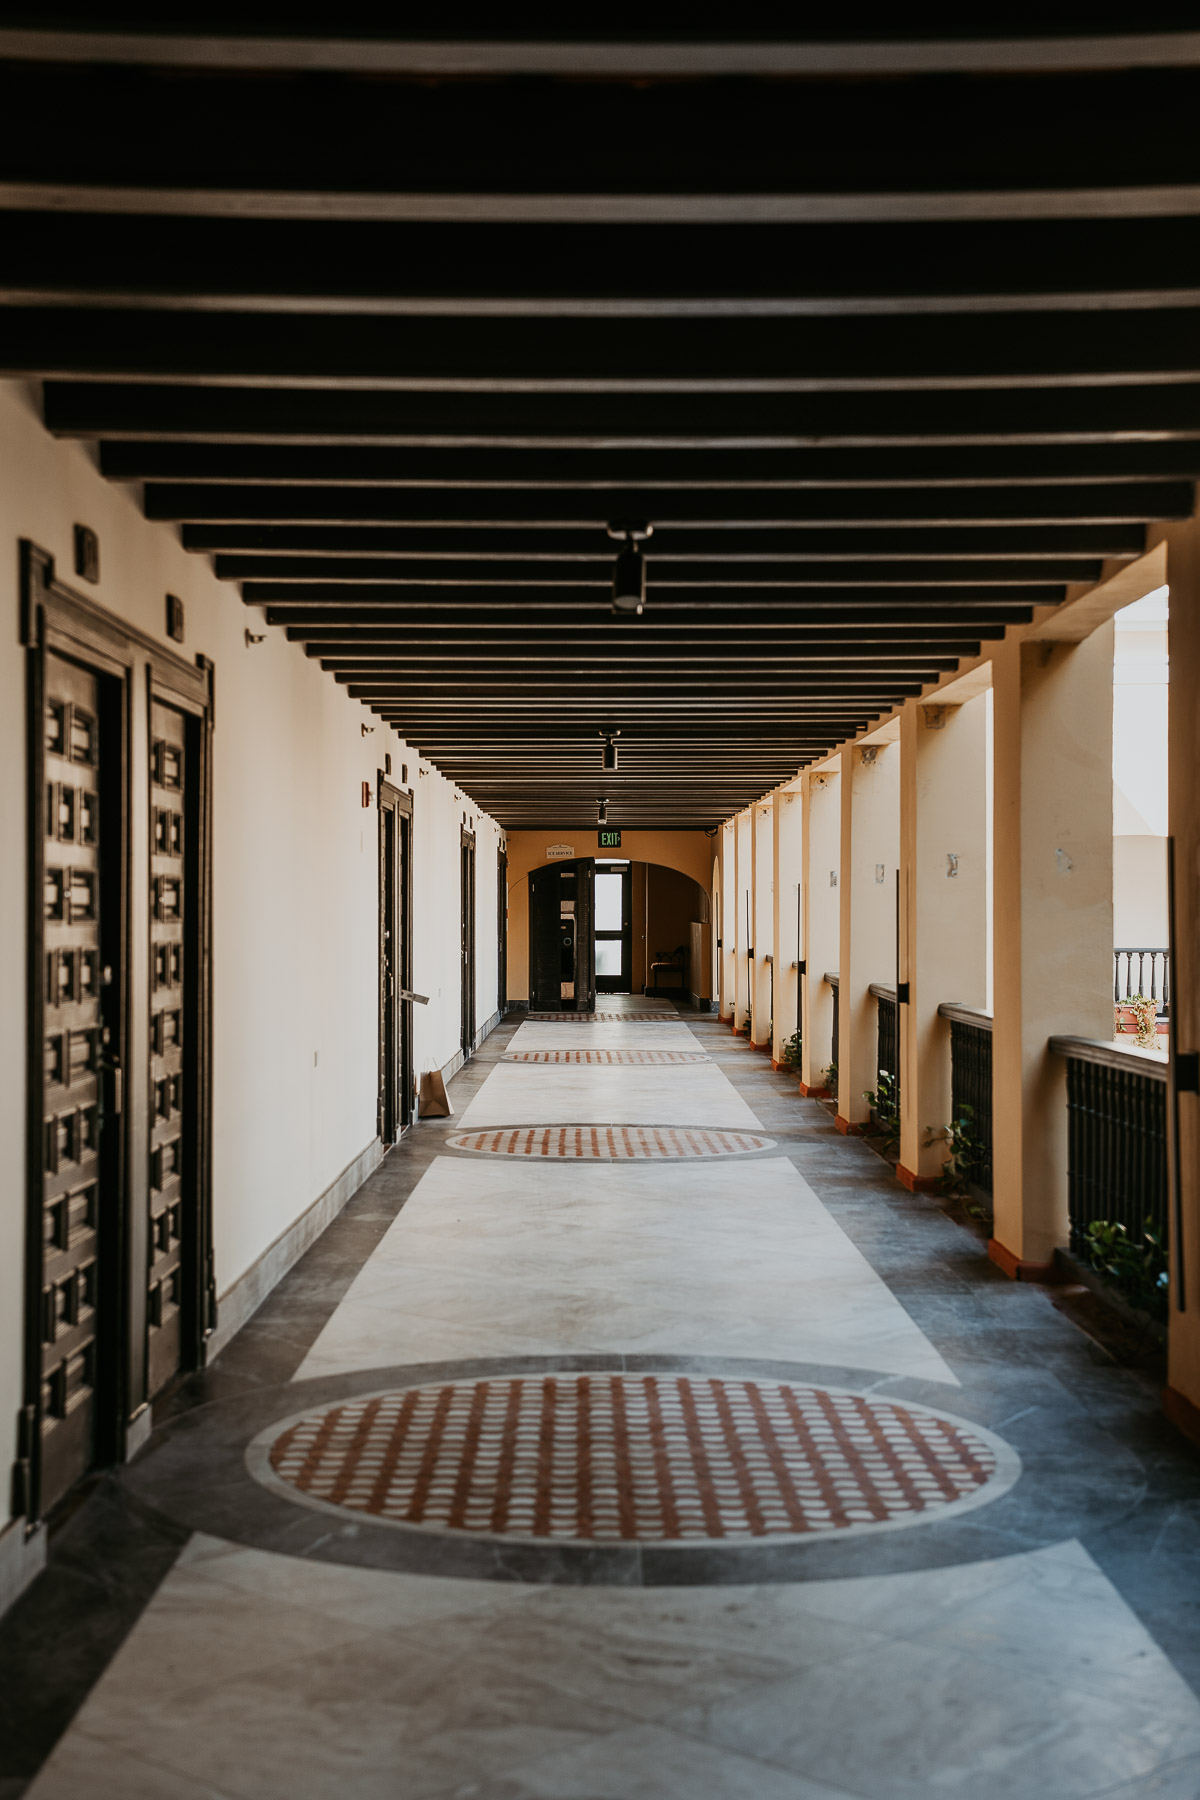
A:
503,1049,711,1065
118,1353,1143,1589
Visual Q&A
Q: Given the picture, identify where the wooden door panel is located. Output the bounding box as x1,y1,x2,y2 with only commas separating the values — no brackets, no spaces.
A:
39,654,107,1511
147,699,185,1397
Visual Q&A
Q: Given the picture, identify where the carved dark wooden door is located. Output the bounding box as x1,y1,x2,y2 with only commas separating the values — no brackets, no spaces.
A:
147,700,187,1396
39,654,117,1512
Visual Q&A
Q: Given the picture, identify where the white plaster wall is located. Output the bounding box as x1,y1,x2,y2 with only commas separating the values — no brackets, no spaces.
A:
0,381,500,1524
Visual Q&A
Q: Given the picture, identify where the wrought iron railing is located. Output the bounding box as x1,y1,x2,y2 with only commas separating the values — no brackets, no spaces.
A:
825,972,839,1092
1114,948,1170,1018
937,1002,994,1195
1049,1036,1168,1253
869,983,899,1127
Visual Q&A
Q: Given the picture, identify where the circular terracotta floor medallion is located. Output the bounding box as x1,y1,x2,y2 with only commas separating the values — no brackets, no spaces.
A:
254,1374,1011,1546
525,1012,680,1022
444,1124,774,1158
504,1050,709,1065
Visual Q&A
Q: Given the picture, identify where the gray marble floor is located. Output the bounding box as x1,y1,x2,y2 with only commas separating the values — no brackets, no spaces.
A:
15,1003,1200,1800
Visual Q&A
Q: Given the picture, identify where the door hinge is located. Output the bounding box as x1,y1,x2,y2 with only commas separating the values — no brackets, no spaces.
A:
11,1403,36,1518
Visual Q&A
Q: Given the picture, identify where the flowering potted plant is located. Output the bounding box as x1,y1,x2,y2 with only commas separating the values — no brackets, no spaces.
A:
1115,993,1159,1049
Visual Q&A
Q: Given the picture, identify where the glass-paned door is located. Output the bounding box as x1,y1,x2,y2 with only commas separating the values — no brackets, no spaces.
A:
595,862,632,993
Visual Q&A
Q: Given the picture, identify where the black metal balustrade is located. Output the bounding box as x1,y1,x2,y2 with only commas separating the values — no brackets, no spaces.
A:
869,983,899,1128
826,973,839,1093
938,1003,994,1195
1048,1036,1168,1252
1114,948,1170,1019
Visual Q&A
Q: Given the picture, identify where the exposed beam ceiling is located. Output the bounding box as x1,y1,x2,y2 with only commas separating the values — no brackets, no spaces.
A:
6,16,1196,826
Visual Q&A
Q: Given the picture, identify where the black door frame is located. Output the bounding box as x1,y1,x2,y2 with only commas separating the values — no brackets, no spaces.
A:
18,541,214,1526
460,828,477,1057
594,860,633,994
377,777,413,1142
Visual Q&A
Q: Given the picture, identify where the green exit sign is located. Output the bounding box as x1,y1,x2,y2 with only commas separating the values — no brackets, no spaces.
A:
598,828,623,848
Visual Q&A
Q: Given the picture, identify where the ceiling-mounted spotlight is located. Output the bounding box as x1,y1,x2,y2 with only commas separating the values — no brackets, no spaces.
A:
607,522,652,617
597,798,609,826
600,726,621,773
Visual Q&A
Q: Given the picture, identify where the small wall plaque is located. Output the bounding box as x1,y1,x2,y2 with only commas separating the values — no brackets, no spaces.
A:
73,524,100,584
546,843,575,860
165,594,185,642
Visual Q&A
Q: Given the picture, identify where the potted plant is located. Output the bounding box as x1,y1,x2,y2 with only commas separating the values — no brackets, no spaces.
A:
1115,993,1158,1049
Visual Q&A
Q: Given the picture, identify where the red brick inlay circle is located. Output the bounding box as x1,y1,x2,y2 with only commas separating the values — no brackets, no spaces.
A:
445,1124,772,1158
265,1375,999,1543
526,1011,679,1022
504,1050,709,1065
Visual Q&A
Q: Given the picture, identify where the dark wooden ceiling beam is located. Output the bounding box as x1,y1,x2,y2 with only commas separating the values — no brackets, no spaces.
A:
5,25,1200,79
41,381,1200,443
160,485,1179,527
16,308,1200,389
99,441,1200,487
295,632,988,653
9,215,1200,319
239,568,1090,601
261,599,1046,624
6,63,1200,223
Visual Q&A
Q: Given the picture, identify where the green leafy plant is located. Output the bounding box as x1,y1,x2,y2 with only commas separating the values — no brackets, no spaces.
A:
825,1060,838,1096
1081,1217,1168,1321
780,1029,803,1072
925,1104,989,1211
863,1069,900,1143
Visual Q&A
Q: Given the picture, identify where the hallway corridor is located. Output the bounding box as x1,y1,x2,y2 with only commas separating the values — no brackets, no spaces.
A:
10,1002,1200,1800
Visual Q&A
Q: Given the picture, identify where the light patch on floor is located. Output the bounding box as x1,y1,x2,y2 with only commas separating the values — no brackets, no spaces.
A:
455,1056,763,1129
26,1537,1200,1800
294,1155,958,1387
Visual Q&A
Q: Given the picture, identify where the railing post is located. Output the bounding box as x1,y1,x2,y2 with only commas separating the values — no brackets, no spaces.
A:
898,692,990,1189
990,629,1115,1277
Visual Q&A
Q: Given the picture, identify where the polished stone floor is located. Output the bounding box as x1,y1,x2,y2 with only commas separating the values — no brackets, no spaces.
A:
6,996,1200,1799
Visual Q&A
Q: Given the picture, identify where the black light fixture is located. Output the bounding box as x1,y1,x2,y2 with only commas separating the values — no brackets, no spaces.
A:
607,522,652,617
597,798,609,826
600,727,620,772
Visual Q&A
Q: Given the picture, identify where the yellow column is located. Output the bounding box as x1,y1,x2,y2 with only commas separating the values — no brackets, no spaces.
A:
734,808,752,1033
718,819,735,1021
752,800,774,1048
837,744,900,1134
990,629,1114,1275
1158,518,1200,1437
800,764,840,1096
772,786,803,1068
897,695,990,1188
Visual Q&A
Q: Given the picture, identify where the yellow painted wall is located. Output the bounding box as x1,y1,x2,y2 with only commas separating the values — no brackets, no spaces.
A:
504,828,715,1002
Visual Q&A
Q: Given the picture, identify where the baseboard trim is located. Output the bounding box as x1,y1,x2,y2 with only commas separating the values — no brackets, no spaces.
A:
987,1237,1064,1283
798,1080,830,1098
835,1114,865,1136
206,1135,384,1364
0,1512,46,1623
896,1163,943,1194
439,1005,504,1084
1164,1385,1200,1451
750,1039,772,1054
687,991,714,1013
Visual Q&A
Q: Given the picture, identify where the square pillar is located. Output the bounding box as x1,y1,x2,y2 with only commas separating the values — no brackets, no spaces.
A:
990,630,1114,1274
718,819,735,1021
837,744,900,1134
772,786,803,1067
1159,519,1200,1435
897,695,990,1187
800,764,841,1095
753,799,774,1048
734,808,752,1032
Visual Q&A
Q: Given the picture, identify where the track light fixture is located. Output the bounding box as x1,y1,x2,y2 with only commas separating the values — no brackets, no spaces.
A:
600,727,621,773
607,522,652,617
597,799,609,826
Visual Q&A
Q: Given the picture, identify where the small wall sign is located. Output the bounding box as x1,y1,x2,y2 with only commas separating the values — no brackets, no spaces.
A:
598,829,623,848
546,843,575,860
